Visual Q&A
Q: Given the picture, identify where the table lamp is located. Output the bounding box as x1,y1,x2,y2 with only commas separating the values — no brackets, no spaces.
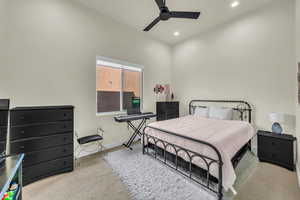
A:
269,113,286,134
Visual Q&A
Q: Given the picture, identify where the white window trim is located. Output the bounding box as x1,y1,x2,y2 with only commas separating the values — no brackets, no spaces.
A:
96,56,144,116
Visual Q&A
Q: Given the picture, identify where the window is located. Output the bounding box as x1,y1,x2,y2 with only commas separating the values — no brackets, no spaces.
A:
96,57,143,114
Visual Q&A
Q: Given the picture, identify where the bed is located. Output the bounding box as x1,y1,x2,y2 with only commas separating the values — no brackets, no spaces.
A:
142,100,255,200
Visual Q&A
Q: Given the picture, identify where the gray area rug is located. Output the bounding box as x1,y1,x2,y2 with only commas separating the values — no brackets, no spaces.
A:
104,145,258,200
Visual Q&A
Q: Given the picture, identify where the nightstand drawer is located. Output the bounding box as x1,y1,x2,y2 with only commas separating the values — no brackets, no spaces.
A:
258,136,290,152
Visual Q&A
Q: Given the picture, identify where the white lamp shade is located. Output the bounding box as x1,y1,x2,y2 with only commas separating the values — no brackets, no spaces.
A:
269,113,286,123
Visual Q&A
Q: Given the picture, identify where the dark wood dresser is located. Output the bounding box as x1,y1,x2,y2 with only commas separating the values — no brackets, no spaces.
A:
257,130,296,171
0,99,9,158
9,106,74,185
156,101,179,121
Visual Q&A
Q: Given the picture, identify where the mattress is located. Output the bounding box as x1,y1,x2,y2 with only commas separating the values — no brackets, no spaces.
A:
144,115,255,190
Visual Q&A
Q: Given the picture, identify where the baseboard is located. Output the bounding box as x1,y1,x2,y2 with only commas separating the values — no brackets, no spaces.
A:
76,138,140,158
297,164,300,188
76,142,121,158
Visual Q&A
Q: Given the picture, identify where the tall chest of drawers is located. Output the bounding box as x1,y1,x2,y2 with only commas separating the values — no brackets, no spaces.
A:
9,106,74,185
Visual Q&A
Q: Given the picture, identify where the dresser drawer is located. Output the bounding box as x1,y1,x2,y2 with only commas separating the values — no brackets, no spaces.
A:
10,109,73,126
0,127,7,141
10,121,73,141
157,102,179,111
166,102,179,110
165,114,179,120
10,133,73,154
23,144,73,167
23,156,73,185
0,141,5,153
0,111,8,126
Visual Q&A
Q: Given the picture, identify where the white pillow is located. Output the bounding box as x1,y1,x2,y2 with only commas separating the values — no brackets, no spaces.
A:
209,106,233,120
194,107,209,118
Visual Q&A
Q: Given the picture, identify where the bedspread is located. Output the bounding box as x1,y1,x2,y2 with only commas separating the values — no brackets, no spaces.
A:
144,115,255,190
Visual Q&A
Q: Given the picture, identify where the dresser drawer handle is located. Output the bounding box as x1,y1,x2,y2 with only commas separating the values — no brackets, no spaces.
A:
21,130,25,134
271,142,276,146
63,161,67,165
63,149,67,153
20,116,25,120
20,145,25,150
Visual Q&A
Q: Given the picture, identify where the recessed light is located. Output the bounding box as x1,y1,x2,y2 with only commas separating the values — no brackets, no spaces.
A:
174,31,180,36
231,1,240,8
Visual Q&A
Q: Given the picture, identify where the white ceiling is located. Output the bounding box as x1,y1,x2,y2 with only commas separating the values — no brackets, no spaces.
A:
75,0,274,45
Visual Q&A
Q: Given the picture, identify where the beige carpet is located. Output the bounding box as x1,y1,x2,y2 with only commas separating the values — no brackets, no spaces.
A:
23,152,131,200
23,148,300,200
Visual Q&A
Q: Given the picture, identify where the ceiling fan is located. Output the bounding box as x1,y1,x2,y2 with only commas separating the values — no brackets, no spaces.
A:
144,0,201,31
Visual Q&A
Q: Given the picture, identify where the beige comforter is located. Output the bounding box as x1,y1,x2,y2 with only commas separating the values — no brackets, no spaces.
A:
144,115,255,190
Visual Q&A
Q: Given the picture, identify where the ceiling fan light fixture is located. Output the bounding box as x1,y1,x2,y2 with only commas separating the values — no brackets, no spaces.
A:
231,1,240,8
143,0,201,31
173,31,180,36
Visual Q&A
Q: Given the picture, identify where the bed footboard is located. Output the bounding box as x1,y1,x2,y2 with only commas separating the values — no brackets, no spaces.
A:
142,126,224,200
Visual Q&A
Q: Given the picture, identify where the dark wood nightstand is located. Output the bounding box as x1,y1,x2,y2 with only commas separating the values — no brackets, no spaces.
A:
156,101,179,121
257,130,296,171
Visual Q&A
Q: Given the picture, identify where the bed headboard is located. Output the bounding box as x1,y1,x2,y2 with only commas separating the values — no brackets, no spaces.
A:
189,100,252,123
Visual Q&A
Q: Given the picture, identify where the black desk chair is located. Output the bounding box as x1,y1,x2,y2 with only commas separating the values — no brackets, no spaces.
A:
75,128,104,165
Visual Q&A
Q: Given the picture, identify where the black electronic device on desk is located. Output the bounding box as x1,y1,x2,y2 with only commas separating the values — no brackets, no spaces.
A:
258,130,296,171
114,97,156,149
0,99,9,168
127,97,141,115
0,154,24,200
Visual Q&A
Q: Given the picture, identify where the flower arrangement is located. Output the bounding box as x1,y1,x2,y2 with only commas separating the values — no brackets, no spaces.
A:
153,84,165,94
153,84,174,101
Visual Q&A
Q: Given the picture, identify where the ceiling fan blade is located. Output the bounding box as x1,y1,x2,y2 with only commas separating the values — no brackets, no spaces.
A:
170,11,200,19
155,0,165,9
144,17,161,31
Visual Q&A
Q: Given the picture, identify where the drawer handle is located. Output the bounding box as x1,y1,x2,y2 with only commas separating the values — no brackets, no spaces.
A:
21,130,25,134
64,161,67,165
271,142,276,146
63,137,67,141
20,116,25,120
63,149,67,153
20,145,25,150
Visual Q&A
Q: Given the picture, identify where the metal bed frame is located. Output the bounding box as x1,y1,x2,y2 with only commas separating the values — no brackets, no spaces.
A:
142,100,252,200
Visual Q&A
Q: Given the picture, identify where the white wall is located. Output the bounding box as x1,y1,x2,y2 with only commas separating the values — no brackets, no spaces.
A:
296,0,300,172
0,0,6,61
172,0,296,139
0,0,172,149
